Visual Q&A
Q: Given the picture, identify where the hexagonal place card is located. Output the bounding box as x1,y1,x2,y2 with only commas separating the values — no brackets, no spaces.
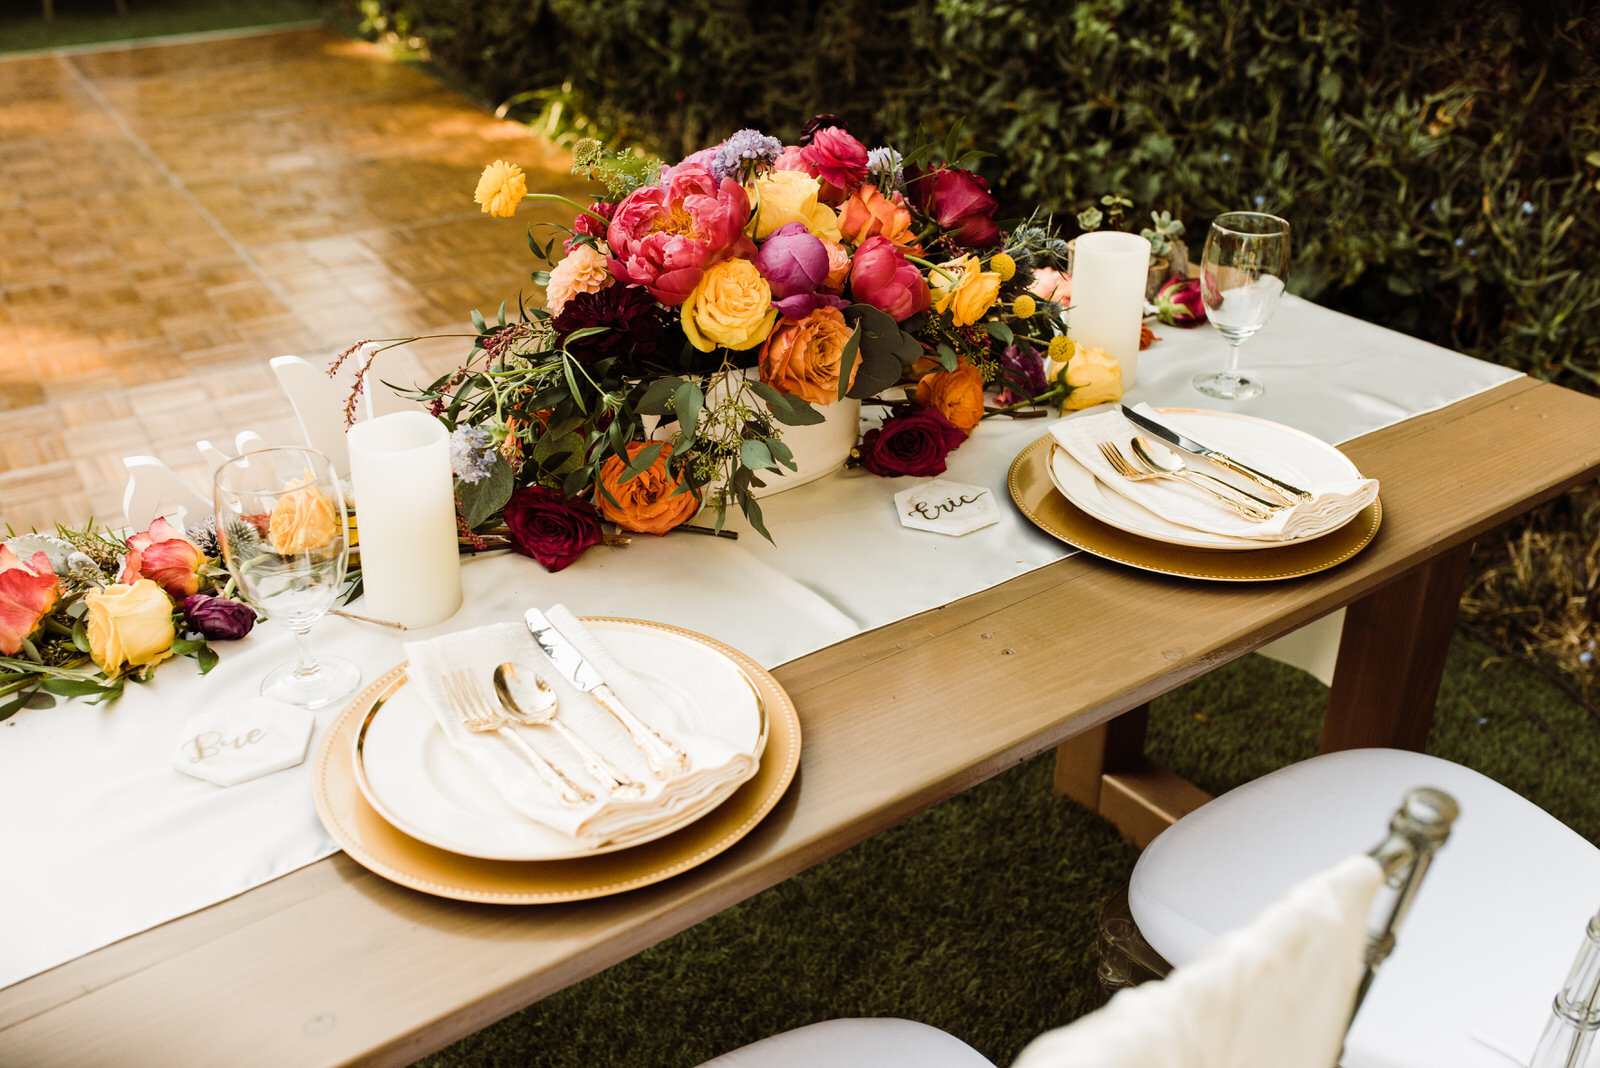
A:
893,480,1001,537
172,701,316,787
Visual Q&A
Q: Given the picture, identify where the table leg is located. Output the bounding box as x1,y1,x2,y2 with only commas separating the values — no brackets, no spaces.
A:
1322,542,1473,753
1054,705,1211,848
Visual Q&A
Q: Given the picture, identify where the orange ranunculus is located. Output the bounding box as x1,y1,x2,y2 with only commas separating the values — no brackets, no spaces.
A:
596,442,701,535
929,255,1002,327
84,579,175,677
268,476,340,554
758,307,859,407
819,238,852,294
126,517,208,598
915,362,986,433
837,185,923,255
0,546,60,656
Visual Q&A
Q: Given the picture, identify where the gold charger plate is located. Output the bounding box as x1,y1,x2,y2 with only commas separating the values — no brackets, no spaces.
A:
1008,435,1381,582
311,618,801,903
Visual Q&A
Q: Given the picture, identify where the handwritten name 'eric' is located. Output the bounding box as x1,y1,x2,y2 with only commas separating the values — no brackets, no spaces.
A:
910,493,984,520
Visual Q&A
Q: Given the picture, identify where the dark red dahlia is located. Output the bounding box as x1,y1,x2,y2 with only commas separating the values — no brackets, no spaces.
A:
551,284,664,365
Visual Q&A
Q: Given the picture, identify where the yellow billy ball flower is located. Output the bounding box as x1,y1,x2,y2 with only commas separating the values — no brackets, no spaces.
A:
988,252,1017,281
1012,294,1036,319
474,160,527,218
1047,335,1076,363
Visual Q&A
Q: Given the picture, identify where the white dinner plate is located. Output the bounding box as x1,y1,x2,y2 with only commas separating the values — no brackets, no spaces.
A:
1048,408,1366,551
352,620,767,862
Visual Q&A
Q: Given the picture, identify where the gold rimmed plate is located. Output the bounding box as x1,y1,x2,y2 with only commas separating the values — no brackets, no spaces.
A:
311,618,801,903
1009,435,1381,582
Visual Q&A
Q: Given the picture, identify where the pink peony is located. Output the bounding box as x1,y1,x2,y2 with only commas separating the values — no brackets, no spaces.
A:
1027,266,1072,305
849,236,931,322
606,164,753,306
800,127,870,197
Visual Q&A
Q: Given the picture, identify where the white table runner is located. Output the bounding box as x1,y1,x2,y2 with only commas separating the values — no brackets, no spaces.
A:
0,296,1519,990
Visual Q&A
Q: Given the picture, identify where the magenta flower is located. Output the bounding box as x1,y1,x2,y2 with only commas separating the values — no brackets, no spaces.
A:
848,236,930,322
800,126,870,194
754,222,829,299
606,164,753,305
1154,277,1207,327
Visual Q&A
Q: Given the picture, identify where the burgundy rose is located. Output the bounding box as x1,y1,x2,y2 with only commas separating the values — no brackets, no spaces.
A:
181,594,257,641
903,163,1001,249
551,285,664,365
754,222,829,298
858,405,967,477
502,485,603,572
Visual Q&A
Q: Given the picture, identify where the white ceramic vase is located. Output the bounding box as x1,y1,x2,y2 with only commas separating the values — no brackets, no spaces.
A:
753,392,862,498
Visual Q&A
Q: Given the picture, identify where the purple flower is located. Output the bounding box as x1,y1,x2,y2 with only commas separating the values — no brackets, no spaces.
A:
551,285,665,366
182,594,257,641
711,128,782,185
994,342,1048,406
754,222,829,299
772,292,850,319
449,425,496,484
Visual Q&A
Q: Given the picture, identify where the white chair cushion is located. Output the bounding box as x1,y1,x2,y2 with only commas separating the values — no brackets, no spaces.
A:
1129,748,1600,1067
695,1017,996,1068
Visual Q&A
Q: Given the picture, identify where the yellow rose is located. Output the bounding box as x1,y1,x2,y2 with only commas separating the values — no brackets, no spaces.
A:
85,579,176,677
747,170,841,241
681,258,779,352
929,256,1002,327
269,477,340,554
474,160,526,218
1060,345,1125,410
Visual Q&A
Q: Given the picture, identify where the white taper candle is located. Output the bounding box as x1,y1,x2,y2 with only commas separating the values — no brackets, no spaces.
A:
1067,230,1151,388
345,411,463,628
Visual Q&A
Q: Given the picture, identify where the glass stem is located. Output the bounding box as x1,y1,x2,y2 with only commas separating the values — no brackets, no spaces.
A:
1224,340,1244,381
292,628,320,681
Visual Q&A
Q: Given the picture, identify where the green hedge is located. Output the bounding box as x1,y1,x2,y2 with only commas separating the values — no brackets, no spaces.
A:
343,0,1600,389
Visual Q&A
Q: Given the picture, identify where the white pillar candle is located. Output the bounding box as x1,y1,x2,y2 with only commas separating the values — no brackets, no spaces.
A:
1067,230,1151,388
346,411,463,629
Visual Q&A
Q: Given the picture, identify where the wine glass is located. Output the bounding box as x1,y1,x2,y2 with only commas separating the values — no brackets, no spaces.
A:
213,446,361,709
1193,212,1291,401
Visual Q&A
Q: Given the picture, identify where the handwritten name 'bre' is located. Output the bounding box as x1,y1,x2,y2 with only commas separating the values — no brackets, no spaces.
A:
187,728,267,764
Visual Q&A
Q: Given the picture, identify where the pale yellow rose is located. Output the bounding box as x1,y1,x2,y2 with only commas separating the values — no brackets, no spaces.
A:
1060,345,1125,410
85,579,176,677
929,256,1002,327
473,160,527,218
747,170,841,241
681,258,779,352
268,477,340,554
545,243,612,315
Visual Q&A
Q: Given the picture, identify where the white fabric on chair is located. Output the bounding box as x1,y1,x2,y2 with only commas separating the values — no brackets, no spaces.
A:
696,1017,997,1068
1129,749,1600,1068
1014,855,1382,1068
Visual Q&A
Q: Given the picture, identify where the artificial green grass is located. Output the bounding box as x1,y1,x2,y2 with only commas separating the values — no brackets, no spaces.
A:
0,0,321,54
417,633,1600,1067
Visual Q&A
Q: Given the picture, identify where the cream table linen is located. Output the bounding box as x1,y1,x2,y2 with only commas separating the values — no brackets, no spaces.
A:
0,295,1519,990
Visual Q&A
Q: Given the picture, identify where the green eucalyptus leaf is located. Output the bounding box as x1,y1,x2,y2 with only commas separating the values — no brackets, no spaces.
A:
740,439,774,471
673,380,704,438
619,441,664,484
636,376,683,415
836,324,862,403
459,459,515,528
196,644,219,675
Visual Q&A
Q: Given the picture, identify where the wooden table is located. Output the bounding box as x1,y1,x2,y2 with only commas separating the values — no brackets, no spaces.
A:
3,377,1596,1066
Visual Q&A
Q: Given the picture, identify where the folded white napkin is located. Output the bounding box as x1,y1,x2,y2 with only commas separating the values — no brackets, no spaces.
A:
1050,407,1379,542
403,606,759,847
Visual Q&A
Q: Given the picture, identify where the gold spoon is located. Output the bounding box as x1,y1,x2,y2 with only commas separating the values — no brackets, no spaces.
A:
493,663,647,800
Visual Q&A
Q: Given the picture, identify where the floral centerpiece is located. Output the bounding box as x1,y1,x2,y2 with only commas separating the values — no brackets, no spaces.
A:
0,520,256,718
339,117,1124,572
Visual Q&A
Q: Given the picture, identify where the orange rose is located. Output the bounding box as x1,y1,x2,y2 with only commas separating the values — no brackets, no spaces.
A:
596,442,701,535
819,238,852,295
837,185,923,254
758,307,858,407
268,476,339,554
125,517,208,598
915,362,986,433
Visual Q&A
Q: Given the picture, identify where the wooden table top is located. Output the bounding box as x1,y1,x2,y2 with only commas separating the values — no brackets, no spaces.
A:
3,377,1596,1066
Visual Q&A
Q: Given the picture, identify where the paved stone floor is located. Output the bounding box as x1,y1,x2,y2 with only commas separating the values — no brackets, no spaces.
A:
0,26,588,532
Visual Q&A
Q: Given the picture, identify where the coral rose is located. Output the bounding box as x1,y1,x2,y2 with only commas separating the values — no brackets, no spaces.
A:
503,485,603,572
544,243,613,316
929,256,1002,327
914,362,986,433
1028,266,1072,305
799,126,870,200
85,579,176,678
0,545,59,656
849,236,931,322
747,169,842,241
858,406,967,477
681,258,779,352
268,477,340,554
819,238,852,294
1060,345,1125,410
126,517,207,599
607,163,753,305
838,185,921,253
759,306,858,406
474,160,526,218
597,443,700,535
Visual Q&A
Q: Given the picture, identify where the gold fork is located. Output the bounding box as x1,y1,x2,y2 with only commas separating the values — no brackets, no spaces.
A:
444,669,594,806
1095,440,1274,521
